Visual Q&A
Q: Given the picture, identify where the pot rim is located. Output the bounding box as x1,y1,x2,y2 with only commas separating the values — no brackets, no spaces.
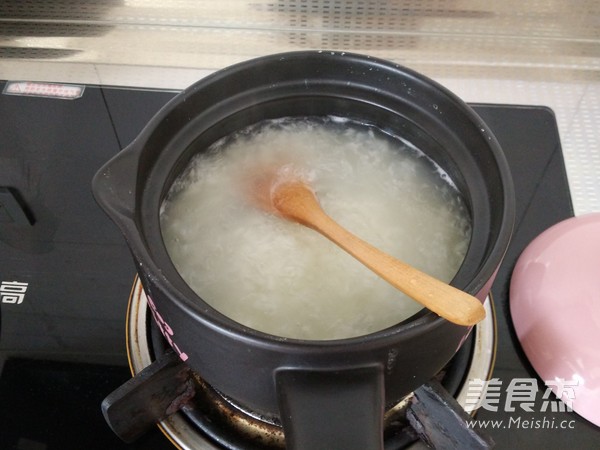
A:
124,51,516,349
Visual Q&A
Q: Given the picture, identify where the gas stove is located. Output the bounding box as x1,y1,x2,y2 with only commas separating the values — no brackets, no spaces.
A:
0,82,598,449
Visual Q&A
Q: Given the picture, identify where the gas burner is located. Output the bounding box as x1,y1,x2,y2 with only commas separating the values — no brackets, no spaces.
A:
123,277,495,449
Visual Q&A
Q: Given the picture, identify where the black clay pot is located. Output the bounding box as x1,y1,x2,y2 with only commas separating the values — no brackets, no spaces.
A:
93,51,514,449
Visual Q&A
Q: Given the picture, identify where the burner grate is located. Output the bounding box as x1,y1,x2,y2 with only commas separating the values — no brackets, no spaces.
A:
108,277,495,449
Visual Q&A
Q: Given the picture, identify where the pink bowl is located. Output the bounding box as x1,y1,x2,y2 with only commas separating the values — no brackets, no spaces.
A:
510,213,600,427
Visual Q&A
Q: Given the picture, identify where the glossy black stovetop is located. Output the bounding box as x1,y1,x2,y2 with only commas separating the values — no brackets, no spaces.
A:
0,82,597,449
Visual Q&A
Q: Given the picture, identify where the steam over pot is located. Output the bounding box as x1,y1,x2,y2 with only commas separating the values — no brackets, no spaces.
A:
93,51,514,449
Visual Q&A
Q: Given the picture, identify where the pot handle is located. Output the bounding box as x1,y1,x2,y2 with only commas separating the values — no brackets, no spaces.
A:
92,142,142,227
276,365,384,450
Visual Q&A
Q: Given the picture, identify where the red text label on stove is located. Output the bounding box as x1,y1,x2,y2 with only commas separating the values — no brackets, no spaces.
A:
146,294,189,362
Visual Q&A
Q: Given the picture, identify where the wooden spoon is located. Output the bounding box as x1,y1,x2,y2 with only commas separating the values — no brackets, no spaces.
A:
250,169,486,326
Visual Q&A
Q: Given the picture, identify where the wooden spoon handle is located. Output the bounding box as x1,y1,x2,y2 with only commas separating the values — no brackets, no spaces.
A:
305,208,485,327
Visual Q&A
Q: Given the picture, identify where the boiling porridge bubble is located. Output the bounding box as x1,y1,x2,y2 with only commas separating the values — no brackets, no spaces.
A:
160,117,472,340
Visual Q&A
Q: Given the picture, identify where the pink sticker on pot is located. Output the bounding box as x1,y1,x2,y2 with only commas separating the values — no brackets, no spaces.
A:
147,294,189,362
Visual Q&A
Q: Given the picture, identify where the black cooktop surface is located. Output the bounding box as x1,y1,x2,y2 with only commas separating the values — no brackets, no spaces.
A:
0,82,597,449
